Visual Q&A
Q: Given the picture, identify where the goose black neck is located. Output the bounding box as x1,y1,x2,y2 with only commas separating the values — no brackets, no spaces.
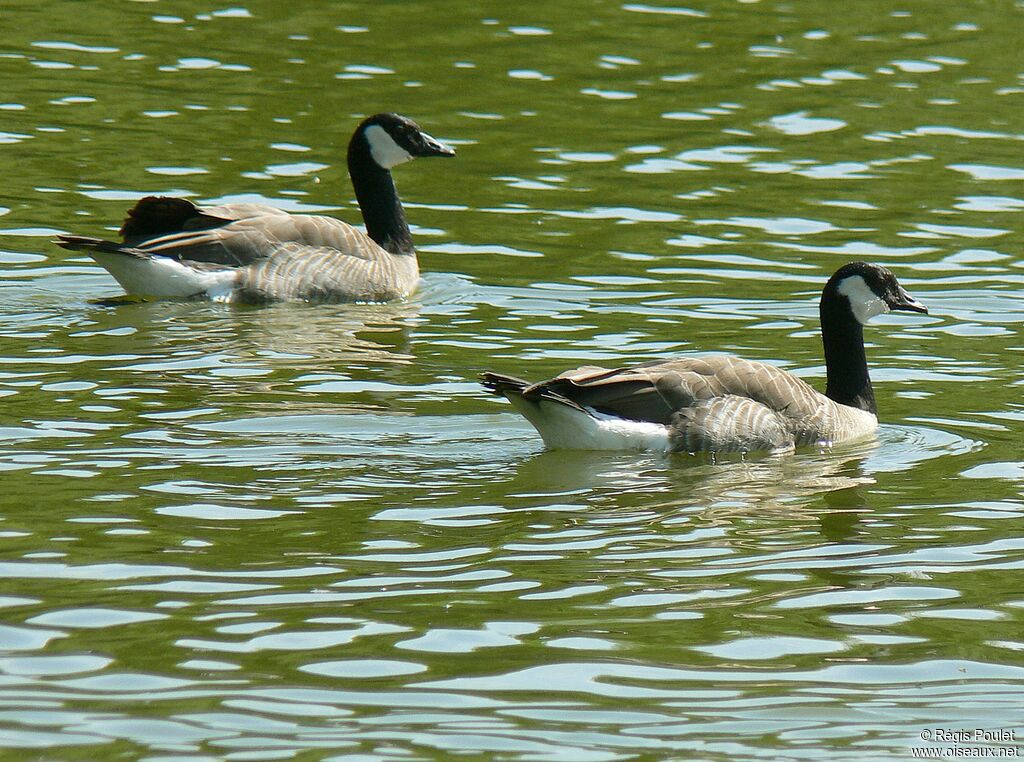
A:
820,294,876,414
347,136,413,256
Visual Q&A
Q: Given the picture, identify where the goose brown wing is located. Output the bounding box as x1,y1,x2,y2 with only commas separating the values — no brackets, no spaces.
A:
131,213,387,270
197,202,291,221
529,355,826,426
119,196,286,242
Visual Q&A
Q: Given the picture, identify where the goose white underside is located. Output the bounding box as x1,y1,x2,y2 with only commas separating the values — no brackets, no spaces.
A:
505,396,671,452
502,393,880,454
91,251,237,302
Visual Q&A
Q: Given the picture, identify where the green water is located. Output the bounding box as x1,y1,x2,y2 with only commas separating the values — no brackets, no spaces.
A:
1,0,1022,758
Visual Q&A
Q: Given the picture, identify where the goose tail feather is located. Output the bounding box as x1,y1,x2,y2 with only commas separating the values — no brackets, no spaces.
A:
54,235,147,259
480,372,530,396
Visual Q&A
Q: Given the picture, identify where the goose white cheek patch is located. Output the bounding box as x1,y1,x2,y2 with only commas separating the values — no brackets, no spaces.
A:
365,125,413,168
838,274,887,324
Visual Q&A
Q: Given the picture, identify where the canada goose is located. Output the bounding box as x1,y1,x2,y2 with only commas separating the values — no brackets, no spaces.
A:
481,262,927,454
54,113,455,303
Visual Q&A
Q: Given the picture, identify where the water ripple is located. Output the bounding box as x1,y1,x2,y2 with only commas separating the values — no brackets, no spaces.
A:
0,0,1022,757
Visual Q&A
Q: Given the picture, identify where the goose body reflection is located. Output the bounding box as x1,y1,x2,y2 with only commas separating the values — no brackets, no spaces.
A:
56,113,455,304
483,262,927,455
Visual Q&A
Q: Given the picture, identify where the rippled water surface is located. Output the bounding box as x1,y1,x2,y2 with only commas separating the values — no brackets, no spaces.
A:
2,0,1024,758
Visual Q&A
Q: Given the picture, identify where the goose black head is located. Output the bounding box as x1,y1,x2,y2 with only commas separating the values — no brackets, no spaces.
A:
825,261,928,325
356,113,456,170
